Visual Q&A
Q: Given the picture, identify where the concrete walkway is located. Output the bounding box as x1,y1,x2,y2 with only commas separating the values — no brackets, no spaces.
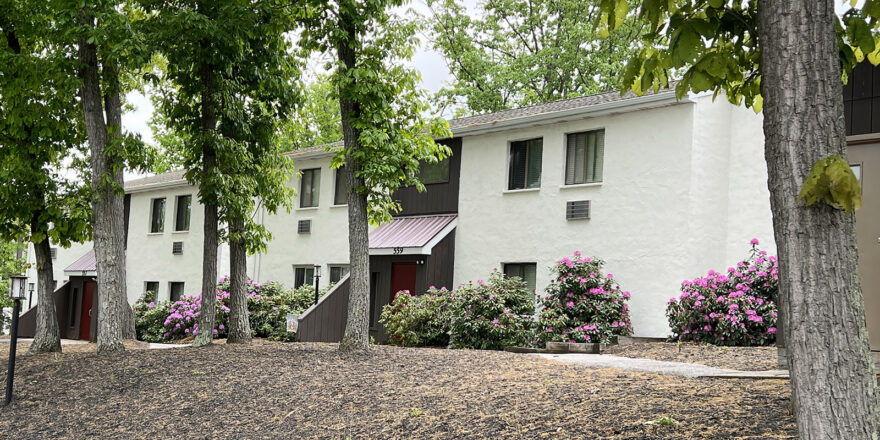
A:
538,353,789,379
0,338,88,345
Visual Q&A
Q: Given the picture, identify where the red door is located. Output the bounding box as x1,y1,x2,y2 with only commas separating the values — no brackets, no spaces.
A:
390,262,417,302
79,281,96,341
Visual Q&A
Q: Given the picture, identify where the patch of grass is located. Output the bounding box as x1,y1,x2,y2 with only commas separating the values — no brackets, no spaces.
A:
645,416,679,426
410,408,424,416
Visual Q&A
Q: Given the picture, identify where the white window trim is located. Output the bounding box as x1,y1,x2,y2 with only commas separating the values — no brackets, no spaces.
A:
559,182,603,189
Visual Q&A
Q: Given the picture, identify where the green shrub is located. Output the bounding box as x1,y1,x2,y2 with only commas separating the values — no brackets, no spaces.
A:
380,288,452,347
133,299,171,343
447,270,535,350
536,252,633,345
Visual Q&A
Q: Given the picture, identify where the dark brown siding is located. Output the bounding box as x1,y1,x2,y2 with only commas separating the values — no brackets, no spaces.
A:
124,194,131,249
843,61,880,136
18,282,71,338
393,138,461,216
296,276,350,342
17,277,98,340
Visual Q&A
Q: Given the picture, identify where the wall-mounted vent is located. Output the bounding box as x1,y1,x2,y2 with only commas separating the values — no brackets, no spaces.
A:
566,200,591,220
50,247,57,259
298,220,312,234
172,241,184,255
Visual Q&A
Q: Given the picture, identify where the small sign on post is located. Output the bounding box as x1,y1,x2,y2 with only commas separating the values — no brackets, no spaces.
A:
286,313,298,333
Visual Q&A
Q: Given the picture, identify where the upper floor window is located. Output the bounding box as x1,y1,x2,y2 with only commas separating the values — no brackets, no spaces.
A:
174,195,192,232
503,262,537,292
418,158,450,184
150,197,166,233
508,138,543,190
300,168,321,208
565,130,605,185
334,166,348,206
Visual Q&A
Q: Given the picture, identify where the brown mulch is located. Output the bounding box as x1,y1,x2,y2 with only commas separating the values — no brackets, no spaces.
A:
0,342,796,439
604,342,780,371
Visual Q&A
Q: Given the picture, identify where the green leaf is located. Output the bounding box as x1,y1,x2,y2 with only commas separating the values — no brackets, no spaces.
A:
798,155,862,214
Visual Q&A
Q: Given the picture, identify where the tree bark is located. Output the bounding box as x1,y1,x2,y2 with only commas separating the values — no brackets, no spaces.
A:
193,48,219,348
757,1,880,438
226,217,251,343
77,14,124,354
28,218,61,354
337,21,371,352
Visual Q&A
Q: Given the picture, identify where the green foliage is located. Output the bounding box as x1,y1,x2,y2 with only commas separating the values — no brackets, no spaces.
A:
279,75,342,151
447,270,535,350
798,154,862,214
298,0,453,224
380,288,452,347
428,0,644,115
536,253,633,345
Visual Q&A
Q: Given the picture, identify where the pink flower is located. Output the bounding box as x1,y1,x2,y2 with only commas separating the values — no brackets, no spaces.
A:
750,238,760,245
573,250,581,257
566,301,574,307
768,327,777,334
477,279,484,284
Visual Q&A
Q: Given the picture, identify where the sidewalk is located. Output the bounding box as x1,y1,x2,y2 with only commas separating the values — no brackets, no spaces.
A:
538,353,790,378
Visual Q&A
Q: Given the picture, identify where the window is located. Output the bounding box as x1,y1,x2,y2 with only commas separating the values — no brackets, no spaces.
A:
150,197,166,233
300,168,321,208
69,287,79,325
145,281,159,299
508,138,543,190
503,263,537,292
174,195,192,232
294,266,315,289
851,163,862,185
329,265,349,283
50,247,57,259
565,130,605,185
334,166,348,205
169,282,185,302
418,158,450,184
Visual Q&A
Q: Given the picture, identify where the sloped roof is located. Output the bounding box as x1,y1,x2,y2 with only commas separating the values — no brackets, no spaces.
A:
124,170,187,191
369,215,457,249
64,249,96,274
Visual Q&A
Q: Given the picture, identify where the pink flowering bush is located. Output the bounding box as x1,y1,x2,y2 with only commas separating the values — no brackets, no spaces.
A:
447,270,535,350
536,252,633,345
666,240,779,346
380,287,452,347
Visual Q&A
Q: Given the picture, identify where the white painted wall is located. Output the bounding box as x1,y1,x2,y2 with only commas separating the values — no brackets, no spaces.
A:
255,154,352,288
21,240,94,311
454,96,775,337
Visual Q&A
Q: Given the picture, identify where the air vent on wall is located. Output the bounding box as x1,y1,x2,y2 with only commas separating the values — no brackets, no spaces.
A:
50,247,57,259
566,200,591,220
298,219,312,234
172,241,184,255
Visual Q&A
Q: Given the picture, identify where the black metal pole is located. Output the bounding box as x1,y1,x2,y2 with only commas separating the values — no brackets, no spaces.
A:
313,273,320,305
5,299,21,406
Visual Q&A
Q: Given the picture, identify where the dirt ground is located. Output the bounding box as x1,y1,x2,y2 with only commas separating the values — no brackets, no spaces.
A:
0,342,795,439
604,342,779,371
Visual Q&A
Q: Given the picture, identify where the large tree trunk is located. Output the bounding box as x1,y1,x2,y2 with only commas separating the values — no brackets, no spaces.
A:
77,15,124,354
337,24,371,352
758,1,880,438
193,51,218,348
101,60,135,341
226,218,251,344
28,219,60,354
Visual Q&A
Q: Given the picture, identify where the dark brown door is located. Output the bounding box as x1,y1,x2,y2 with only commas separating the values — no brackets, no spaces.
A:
390,262,417,303
850,143,880,350
80,281,95,341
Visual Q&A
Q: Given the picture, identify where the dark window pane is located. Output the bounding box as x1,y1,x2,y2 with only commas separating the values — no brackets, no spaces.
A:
150,198,166,233
565,130,604,185
418,158,450,184
369,272,379,327
509,138,542,190
508,141,528,189
294,267,315,288
170,282,185,302
175,195,191,231
145,281,159,295
525,139,542,188
301,169,321,208
334,167,348,205
504,263,537,292
69,287,79,324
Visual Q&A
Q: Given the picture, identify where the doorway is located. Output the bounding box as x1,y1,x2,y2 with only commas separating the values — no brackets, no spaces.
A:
390,262,417,303
79,281,96,341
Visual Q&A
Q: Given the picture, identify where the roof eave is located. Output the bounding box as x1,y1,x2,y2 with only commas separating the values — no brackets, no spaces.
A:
124,179,191,194
450,92,689,138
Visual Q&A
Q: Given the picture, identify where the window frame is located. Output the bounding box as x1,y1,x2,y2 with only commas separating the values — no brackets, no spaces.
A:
416,157,451,185
149,197,166,234
299,168,322,208
174,194,192,232
502,262,538,293
507,138,543,190
564,129,605,186
333,166,348,206
294,265,315,289
329,265,350,283
169,282,185,302
145,281,160,298
850,162,863,186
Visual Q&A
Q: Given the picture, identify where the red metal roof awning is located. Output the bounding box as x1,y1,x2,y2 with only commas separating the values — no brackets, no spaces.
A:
64,249,96,275
369,215,457,255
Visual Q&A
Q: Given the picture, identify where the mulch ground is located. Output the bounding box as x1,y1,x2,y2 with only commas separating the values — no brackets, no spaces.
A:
0,341,795,439
604,342,780,371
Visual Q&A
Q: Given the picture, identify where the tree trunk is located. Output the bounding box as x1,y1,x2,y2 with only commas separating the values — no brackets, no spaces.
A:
193,50,218,348
337,25,371,352
28,220,60,354
757,1,880,438
226,218,251,344
77,15,124,353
